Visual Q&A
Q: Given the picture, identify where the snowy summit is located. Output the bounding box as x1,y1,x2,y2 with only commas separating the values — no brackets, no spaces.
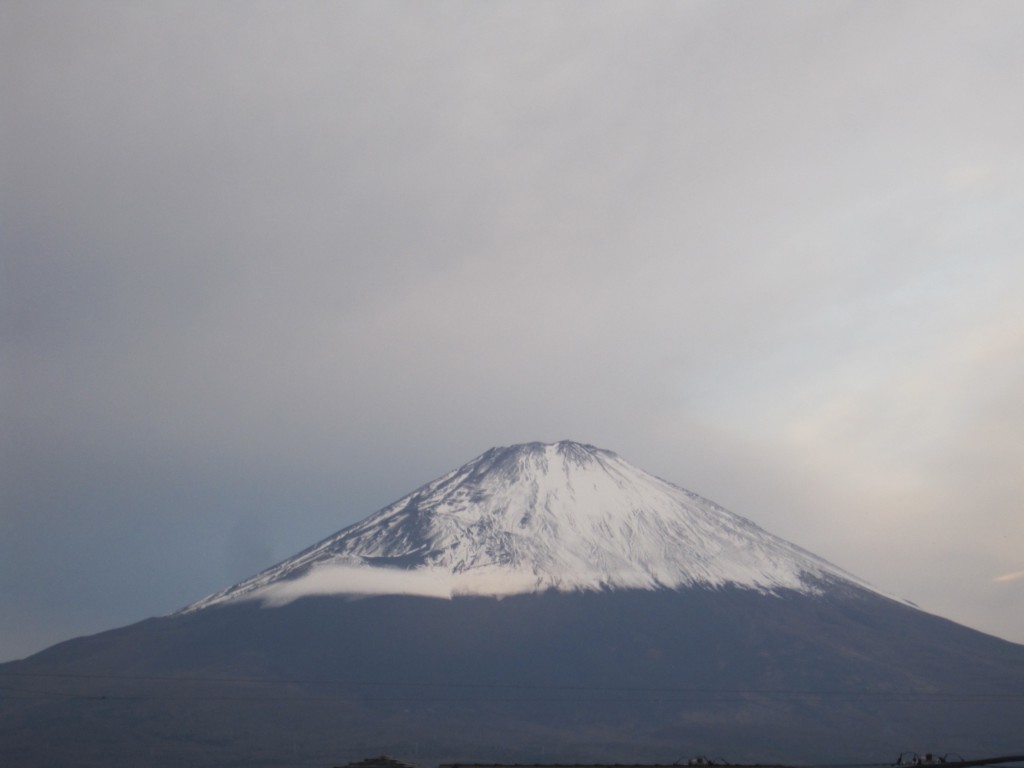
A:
186,441,874,611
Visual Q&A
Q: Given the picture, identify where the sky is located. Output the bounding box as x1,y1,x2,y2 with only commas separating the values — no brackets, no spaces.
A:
2,1,1023,662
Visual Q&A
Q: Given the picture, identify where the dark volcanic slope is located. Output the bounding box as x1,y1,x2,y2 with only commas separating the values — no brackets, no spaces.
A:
3,586,1023,768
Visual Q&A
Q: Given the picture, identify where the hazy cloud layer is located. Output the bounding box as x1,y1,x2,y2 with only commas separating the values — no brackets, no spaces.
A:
3,1,1024,660
254,565,544,607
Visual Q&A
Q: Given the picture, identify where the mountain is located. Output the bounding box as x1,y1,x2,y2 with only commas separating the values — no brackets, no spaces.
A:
2,441,1023,768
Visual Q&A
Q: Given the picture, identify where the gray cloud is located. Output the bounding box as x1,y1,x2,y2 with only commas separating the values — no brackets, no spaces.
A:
3,1,1024,659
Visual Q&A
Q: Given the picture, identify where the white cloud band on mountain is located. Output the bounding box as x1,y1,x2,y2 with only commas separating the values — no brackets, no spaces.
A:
255,564,557,606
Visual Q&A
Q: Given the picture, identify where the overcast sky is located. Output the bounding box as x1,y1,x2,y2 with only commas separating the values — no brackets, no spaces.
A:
3,1,1023,662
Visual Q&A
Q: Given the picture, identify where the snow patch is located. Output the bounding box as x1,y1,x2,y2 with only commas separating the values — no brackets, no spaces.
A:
183,441,882,613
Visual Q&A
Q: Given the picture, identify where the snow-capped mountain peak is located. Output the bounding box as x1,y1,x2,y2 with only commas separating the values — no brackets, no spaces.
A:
185,441,874,611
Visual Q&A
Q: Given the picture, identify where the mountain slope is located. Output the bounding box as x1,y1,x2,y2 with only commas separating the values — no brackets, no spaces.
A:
188,441,877,610
5,587,1024,767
